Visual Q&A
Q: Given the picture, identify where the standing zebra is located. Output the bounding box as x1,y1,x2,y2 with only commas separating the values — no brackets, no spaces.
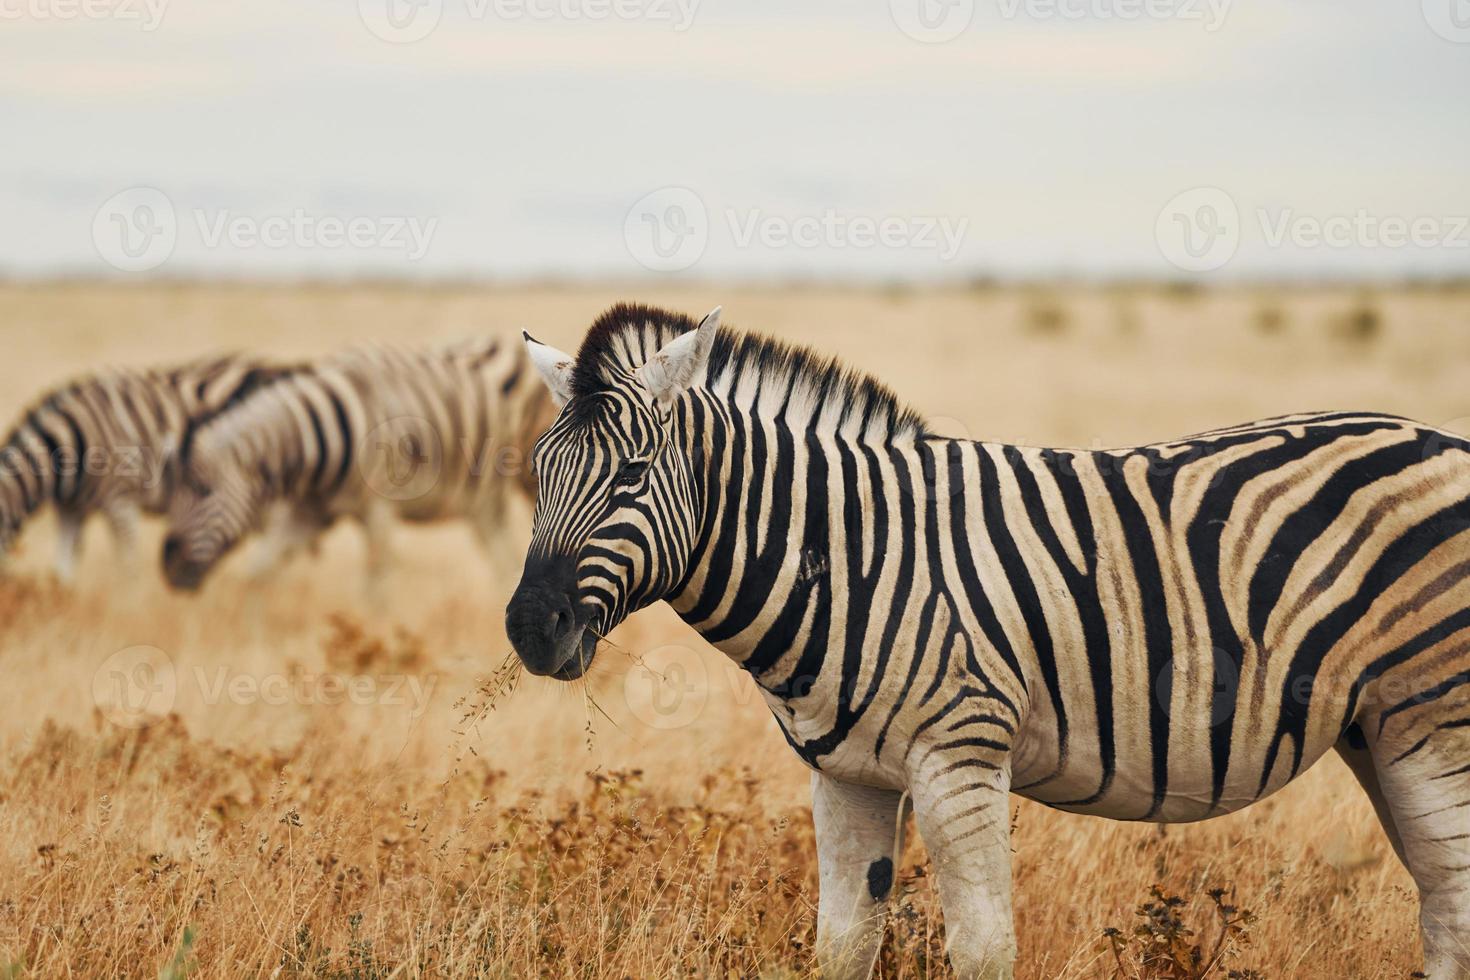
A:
0,354,283,582
506,303,1470,979
161,336,555,592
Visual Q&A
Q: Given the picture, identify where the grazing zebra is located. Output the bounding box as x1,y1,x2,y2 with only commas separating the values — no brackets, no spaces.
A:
0,354,283,582
505,303,1470,979
161,336,555,592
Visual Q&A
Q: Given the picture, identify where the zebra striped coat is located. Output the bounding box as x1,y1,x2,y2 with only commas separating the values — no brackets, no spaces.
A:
506,304,1470,980
0,355,279,581
162,336,555,591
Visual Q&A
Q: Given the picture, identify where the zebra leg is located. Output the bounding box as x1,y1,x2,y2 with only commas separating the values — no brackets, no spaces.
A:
908,750,1016,980
246,503,326,580
53,509,84,584
1334,728,1409,868
102,498,142,570
811,772,905,980
1366,723,1470,978
361,500,396,594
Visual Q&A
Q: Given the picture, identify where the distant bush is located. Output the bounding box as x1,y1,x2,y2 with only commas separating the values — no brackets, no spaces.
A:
1333,300,1382,343
1163,281,1204,302
1025,298,1069,336
1254,306,1285,335
1114,298,1141,337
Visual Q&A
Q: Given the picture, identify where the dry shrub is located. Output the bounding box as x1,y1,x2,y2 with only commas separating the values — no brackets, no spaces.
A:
0,575,66,633
1101,885,1261,980
322,613,428,673
0,717,825,978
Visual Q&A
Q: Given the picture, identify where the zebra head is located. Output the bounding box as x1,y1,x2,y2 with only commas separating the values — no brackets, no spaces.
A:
161,425,262,591
505,305,720,680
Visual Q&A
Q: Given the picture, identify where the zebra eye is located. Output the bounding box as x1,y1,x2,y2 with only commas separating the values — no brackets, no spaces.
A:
614,459,649,488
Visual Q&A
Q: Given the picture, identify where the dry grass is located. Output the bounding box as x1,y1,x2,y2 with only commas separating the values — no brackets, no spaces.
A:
2,281,1468,978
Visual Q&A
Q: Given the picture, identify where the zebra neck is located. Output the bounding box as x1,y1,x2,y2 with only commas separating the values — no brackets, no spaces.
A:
668,395,904,689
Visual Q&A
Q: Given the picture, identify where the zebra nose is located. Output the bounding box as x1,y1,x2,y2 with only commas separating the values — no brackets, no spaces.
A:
506,553,583,674
161,534,204,591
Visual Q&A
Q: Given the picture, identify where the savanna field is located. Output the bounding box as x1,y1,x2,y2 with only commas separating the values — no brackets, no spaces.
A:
3,281,1469,978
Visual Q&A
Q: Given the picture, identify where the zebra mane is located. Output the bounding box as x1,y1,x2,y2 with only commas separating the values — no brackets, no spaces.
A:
571,303,929,441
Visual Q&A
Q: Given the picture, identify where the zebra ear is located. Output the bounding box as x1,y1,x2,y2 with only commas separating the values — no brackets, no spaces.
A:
522,331,575,407
640,306,720,407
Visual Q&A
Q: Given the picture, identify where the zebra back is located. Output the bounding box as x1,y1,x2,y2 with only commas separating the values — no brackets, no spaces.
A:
0,354,272,562
169,334,551,563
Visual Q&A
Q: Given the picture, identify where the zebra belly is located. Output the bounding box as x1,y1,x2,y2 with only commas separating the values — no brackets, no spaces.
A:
1003,631,1351,823
1008,734,1340,824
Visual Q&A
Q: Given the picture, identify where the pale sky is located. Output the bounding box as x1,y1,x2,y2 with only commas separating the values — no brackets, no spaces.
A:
1,0,1467,281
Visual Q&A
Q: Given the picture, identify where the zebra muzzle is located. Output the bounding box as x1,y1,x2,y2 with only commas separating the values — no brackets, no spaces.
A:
505,556,597,680
161,533,210,592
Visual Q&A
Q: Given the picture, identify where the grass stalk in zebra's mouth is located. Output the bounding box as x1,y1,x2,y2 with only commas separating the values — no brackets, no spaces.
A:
551,625,599,681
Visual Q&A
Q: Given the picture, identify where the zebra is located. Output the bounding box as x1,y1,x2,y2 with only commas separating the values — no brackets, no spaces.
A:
505,302,1470,979
161,336,555,592
0,354,286,582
